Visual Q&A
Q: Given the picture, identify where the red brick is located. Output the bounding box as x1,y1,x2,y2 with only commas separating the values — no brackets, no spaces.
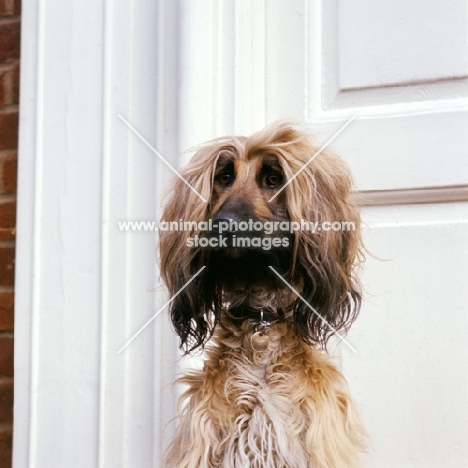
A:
0,61,18,106
0,337,12,377
0,4,16,468
0,201,14,226
0,248,14,287
0,380,12,424
11,61,18,103
0,293,13,331
0,201,15,241
0,110,18,151
0,69,7,106
1,153,16,194
0,17,20,60
0,428,11,468
0,66,10,106
0,0,14,16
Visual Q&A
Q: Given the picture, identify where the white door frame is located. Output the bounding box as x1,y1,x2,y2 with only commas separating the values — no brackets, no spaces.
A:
15,0,181,466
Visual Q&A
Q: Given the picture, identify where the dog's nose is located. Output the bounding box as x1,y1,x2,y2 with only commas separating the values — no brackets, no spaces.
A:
213,200,256,234
212,213,239,234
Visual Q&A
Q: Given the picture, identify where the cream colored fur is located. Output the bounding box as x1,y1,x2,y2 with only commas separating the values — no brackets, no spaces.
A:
164,318,366,468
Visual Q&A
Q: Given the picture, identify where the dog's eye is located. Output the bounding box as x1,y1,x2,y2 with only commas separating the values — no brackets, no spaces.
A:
217,173,232,186
265,174,283,187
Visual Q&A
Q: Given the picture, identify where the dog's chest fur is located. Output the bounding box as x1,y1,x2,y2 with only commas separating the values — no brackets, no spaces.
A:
165,321,365,468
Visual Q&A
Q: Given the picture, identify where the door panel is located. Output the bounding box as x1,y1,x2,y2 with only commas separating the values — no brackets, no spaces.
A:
344,203,468,467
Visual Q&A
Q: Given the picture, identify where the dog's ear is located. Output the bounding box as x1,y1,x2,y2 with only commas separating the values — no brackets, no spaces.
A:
286,143,363,349
159,144,223,353
164,255,221,354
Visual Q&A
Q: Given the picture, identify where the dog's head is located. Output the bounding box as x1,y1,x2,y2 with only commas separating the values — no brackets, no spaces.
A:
159,122,363,353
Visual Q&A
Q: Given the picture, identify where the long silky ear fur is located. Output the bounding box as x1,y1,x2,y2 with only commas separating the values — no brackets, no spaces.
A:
289,140,363,349
158,139,243,354
247,122,364,349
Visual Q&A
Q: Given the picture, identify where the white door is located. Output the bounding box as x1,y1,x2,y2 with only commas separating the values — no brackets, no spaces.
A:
15,1,468,467
177,1,468,466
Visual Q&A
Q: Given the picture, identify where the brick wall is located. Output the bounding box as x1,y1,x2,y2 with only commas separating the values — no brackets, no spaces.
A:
0,0,20,466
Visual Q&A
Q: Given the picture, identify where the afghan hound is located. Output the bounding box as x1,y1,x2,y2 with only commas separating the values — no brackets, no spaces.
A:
159,121,366,467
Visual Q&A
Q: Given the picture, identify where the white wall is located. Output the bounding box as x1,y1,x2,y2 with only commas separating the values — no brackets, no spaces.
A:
15,0,468,467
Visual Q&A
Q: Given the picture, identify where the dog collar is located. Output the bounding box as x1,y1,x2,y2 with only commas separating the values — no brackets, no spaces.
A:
227,305,281,324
